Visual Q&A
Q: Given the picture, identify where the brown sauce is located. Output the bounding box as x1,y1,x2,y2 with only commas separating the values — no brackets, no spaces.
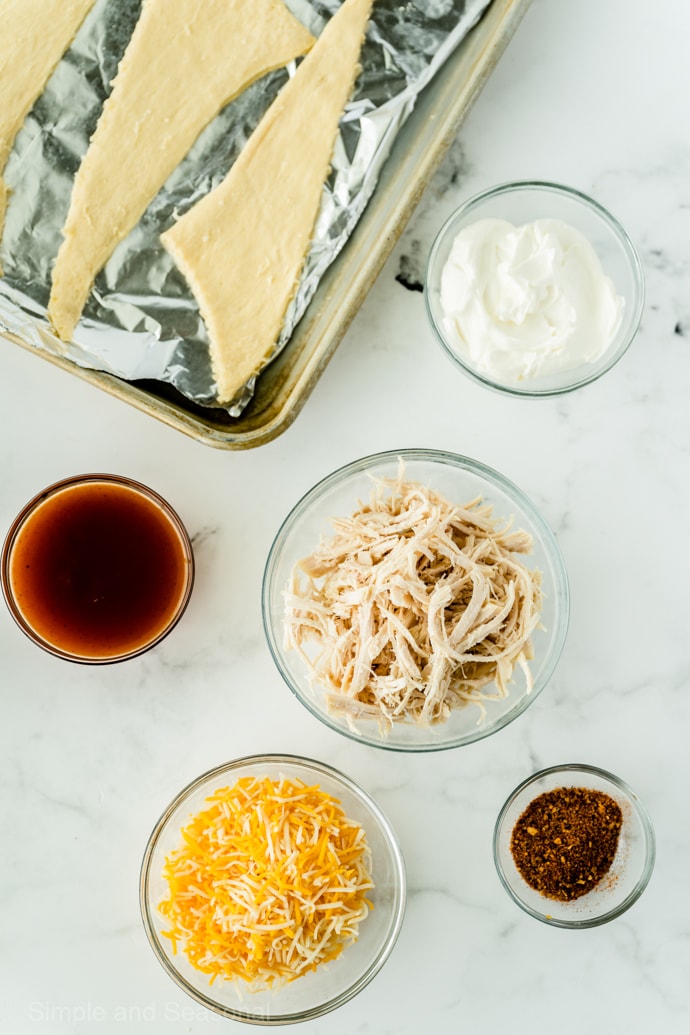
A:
6,478,192,660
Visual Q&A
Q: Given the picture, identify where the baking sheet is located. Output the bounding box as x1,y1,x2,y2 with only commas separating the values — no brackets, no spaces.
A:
0,0,531,446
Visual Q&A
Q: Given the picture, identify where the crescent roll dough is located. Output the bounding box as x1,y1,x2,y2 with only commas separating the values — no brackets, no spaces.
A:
48,0,314,341
0,0,97,266
162,0,374,404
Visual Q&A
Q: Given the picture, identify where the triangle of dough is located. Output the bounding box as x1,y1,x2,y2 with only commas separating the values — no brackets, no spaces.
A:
162,0,374,404
48,0,314,341
0,0,96,266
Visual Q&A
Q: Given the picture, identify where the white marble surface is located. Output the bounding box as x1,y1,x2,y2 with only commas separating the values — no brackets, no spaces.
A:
1,0,689,1031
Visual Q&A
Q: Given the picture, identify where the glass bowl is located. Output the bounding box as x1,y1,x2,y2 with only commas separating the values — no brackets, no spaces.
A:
262,449,569,752
493,764,655,928
1,474,194,663
425,180,644,396
140,754,406,1024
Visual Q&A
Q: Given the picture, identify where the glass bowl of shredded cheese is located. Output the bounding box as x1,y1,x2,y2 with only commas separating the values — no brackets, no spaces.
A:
140,754,406,1023
263,449,569,751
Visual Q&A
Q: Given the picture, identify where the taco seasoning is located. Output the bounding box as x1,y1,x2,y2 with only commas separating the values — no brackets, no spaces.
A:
510,787,623,901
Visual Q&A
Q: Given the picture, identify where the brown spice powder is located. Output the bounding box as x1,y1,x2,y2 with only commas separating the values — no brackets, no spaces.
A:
510,787,623,901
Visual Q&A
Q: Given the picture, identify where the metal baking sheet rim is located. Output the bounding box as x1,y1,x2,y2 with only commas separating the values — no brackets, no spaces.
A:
2,0,531,450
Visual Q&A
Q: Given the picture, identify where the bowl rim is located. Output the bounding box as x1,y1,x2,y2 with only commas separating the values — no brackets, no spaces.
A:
261,447,570,753
492,762,656,929
424,179,646,398
139,752,407,1025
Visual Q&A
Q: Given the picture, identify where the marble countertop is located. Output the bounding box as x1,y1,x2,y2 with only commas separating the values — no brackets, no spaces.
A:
1,0,689,1031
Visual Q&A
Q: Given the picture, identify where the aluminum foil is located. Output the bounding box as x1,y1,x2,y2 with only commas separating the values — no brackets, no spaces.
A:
0,0,492,414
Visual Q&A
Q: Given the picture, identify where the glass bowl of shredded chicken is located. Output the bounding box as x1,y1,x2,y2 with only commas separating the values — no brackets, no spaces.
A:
262,449,569,751
140,754,406,1023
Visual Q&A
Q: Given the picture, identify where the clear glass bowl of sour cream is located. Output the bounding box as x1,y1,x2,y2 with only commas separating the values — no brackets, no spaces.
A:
424,181,644,396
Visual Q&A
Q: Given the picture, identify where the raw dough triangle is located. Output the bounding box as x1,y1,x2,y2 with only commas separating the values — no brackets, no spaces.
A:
48,0,314,341
0,0,97,267
162,0,374,404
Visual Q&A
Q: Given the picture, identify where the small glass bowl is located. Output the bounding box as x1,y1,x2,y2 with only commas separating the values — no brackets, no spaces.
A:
425,180,644,396
140,754,406,1025
1,474,194,663
262,449,569,752
493,764,655,928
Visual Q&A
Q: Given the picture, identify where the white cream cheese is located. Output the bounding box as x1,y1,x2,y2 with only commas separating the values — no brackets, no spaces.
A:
439,217,624,382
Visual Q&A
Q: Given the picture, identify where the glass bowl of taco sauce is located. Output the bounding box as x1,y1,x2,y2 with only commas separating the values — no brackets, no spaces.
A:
1,475,194,663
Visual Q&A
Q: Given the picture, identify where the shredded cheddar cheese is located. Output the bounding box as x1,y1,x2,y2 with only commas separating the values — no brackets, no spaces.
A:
159,776,373,988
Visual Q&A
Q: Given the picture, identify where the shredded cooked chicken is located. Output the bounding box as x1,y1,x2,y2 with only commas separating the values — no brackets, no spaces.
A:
284,465,543,728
